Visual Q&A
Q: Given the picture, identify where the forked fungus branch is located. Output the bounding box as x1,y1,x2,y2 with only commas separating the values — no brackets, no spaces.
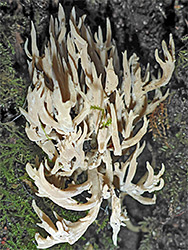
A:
20,4,175,249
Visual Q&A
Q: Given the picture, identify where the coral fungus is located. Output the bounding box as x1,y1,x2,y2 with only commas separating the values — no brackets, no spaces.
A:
20,4,175,249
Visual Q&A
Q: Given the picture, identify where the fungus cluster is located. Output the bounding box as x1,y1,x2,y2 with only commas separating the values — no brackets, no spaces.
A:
20,4,175,249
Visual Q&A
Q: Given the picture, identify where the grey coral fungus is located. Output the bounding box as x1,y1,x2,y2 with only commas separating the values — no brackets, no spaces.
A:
20,4,175,249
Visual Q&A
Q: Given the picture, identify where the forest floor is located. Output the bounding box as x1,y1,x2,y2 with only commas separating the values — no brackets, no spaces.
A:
0,1,188,250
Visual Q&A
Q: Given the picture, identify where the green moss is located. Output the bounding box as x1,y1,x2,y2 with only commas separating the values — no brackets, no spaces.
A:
0,13,41,248
0,125,40,249
0,36,26,109
175,34,188,74
95,215,109,234
139,127,188,250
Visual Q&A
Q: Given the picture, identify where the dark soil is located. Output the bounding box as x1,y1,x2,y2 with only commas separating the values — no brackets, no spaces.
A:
0,0,187,250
